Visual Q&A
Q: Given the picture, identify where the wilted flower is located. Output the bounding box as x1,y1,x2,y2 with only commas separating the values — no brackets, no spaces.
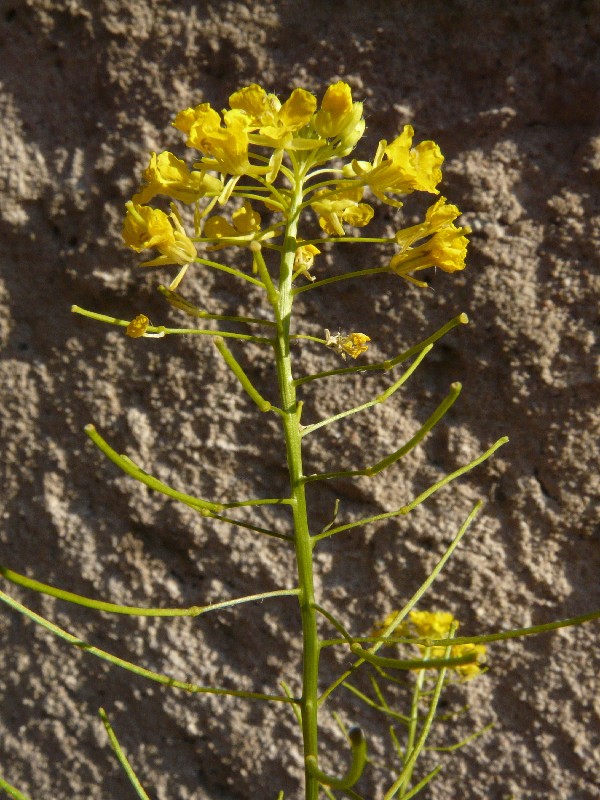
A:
325,329,371,359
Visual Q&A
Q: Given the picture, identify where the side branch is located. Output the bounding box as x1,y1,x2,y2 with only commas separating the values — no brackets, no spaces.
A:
318,502,483,705
305,727,367,791
415,608,600,649
158,284,276,327
0,567,298,618
0,588,298,705
99,709,151,800
85,425,224,514
87,426,292,521
214,337,283,415
71,306,272,344
382,657,450,800
294,314,468,387
0,775,32,800
193,255,265,287
208,511,293,542
303,383,461,484
313,436,509,542
349,643,479,672
301,344,432,437
292,266,390,295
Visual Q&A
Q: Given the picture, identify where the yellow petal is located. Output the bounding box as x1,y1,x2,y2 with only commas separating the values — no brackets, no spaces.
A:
203,216,237,239
314,81,354,138
232,201,261,234
229,84,269,123
278,88,317,130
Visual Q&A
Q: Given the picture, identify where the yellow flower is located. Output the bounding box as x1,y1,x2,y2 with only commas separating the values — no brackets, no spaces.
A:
408,610,455,639
314,81,353,137
394,197,461,248
122,202,197,267
314,82,365,152
340,332,370,359
293,242,321,282
311,186,374,236
203,201,264,248
172,102,221,138
228,84,275,124
388,198,470,284
173,103,257,177
230,84,317,147
325,330,371,360
132,151,222,205
275,88,317,134
451,643,487,680
350,125,443,204
203,109,254,175
408,610,486,680
390,224,469,280
372,609,486,680
425,227,469,273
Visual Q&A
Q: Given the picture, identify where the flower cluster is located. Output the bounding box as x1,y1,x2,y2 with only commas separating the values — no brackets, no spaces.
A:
374,609,487,680
121,80,469,317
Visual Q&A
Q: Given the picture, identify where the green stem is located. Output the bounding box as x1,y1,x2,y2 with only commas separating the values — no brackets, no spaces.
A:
271,165,320,800
318,502,483,705
157,284,276,327
0,588,297,704
301,344,432,437
0,567,298,617
303,383,462,483
305,726,367,790
395,765,442,800
403,665,426,791
71,306,272,343
383,642,452,799
221,496,293,509
292,266,389,295
313,436,508,542
85,425,224,514
290,334,328,345
99,708,152,800
425,722,494,752
193,255,265,287
251,242,280,307
349,644,478,672
416,608,600,648
342,681,410,725
294,313,468,387
214,337,282,414
208,512,293,542
0,776,32,800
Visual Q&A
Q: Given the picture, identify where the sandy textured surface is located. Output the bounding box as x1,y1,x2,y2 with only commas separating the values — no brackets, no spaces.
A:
1,1,599,798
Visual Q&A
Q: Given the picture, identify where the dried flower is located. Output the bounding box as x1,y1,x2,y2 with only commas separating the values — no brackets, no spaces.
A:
125,314,150,338
325,329,371,359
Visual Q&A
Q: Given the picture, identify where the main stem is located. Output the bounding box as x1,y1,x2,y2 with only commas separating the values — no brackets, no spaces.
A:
272,172,320,800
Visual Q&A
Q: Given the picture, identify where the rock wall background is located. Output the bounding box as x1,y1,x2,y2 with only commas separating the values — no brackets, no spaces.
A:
1,1,599,798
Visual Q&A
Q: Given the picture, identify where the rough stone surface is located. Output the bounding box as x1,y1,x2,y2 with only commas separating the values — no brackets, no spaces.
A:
1,1,599,798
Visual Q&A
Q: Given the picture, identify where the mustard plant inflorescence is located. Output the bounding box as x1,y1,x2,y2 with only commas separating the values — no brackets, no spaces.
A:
1,80,599,800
